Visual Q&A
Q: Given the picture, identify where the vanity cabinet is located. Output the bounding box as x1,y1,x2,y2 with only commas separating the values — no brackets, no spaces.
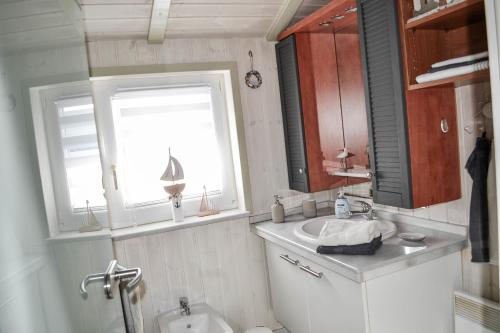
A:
266,242,366,333
265,241,462,333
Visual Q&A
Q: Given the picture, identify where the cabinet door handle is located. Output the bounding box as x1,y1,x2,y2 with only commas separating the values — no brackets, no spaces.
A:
111,164,118,190
440,118,449,133
280,254,299,265
299,265,323,278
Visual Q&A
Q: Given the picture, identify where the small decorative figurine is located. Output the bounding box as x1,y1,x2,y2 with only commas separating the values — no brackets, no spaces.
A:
160,148,185,222
198,186,219,217
337,147,355,172
79,200,103,233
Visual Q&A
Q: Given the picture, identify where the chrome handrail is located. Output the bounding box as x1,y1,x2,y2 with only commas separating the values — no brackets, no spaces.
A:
80,260,142,299
80,273,106,300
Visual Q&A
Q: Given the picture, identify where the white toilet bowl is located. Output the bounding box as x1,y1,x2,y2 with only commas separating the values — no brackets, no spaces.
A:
245,328,272,333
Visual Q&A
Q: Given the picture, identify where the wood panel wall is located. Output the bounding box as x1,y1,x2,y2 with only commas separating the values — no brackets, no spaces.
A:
114,218,278,333
88,38,290,216
87,37,498,312
86,38,301,332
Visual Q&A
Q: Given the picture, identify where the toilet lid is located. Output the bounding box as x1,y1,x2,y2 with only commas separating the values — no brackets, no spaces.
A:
245,328,272,333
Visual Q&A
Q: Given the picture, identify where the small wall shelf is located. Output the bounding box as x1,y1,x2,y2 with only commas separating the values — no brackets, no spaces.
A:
399,0,488,89
408,69,490,91
405,0,485,30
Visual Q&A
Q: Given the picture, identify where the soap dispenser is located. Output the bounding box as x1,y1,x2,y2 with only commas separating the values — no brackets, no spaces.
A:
271,195,285,223
335,191,350,218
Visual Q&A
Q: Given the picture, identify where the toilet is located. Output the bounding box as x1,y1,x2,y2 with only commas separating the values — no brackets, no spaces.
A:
245,328,272,333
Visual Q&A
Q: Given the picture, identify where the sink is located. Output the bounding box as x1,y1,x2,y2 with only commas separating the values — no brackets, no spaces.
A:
294,215,397,244
157,303,233,333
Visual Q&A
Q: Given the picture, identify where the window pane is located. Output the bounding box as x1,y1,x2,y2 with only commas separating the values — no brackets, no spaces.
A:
56,97,105,210
112,86,223,206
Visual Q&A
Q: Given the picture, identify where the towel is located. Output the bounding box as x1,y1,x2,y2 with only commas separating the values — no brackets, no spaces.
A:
428,56,488,73
416,60,489,83
431,51,489,69
317,235,383,255
466,135,491,262
120,282,144,333
317,219,380,246
487,140,498,264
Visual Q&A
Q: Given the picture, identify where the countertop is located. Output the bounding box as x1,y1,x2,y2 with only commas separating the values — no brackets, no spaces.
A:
252,210,467,283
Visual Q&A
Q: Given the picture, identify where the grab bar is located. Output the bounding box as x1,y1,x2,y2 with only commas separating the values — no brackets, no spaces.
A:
116,265,143,293
80,273,106,300
80,260,142,299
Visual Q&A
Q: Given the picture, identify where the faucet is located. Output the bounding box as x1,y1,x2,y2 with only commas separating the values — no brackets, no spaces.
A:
179,297,191,316
351,200,376,220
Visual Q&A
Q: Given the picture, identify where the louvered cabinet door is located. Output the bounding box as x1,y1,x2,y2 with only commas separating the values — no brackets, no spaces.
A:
276,35,309,193
357,0,413,208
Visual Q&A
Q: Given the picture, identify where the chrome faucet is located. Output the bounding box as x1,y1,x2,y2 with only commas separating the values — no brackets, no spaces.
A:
179,297,191,316
351,200,376,220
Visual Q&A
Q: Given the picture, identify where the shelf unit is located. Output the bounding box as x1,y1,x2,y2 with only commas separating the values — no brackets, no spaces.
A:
399,0,489,90
405,0,485,30
408,69,490,90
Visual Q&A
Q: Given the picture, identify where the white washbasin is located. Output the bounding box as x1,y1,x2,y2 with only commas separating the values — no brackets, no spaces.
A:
294,215,397,244
157,303,233,333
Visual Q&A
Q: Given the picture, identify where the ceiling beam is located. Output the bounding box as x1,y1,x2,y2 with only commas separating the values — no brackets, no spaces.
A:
265,0,303,42
148,0,171,44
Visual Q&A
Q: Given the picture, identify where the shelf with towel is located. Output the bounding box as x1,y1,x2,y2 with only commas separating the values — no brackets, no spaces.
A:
408,69,490,90
399,0,488,89
405,0,485,30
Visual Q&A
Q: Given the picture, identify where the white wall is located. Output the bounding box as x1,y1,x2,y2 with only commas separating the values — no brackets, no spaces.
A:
87,38,499,327
86,37,335,332
0,44,88,333
86,38,307,216
114,218,278,333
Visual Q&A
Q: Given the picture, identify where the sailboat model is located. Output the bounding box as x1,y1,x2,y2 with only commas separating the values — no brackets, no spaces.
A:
198,186,219,217
79,200,103,233
160,149,186,195
160,149,185,222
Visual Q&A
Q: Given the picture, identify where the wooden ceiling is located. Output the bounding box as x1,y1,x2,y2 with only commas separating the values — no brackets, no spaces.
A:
81,0,331,41
0,0,84,52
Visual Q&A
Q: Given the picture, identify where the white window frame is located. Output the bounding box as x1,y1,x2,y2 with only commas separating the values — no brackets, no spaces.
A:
30,81,108,234
91,71,239,228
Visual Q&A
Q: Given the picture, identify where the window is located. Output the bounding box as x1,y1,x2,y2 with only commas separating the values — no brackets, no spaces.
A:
56,96,105,210
110,87,222,207
92,71,238,228
31,82,107,232
33,71,241,231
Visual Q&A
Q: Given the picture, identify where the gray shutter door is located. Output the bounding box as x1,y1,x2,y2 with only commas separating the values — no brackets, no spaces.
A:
357,0,413,208
275,35,309,193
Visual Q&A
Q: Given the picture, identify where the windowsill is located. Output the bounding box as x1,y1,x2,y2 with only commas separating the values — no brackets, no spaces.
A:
47,209,250,243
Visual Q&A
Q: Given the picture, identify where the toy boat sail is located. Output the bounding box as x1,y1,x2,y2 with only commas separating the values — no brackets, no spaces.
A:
79,200,103,233
161,148,186,195
198,186,219,217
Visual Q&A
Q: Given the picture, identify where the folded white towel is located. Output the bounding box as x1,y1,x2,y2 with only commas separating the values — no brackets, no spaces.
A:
416,60,489,84
431,51,488,69
317,219,380,246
